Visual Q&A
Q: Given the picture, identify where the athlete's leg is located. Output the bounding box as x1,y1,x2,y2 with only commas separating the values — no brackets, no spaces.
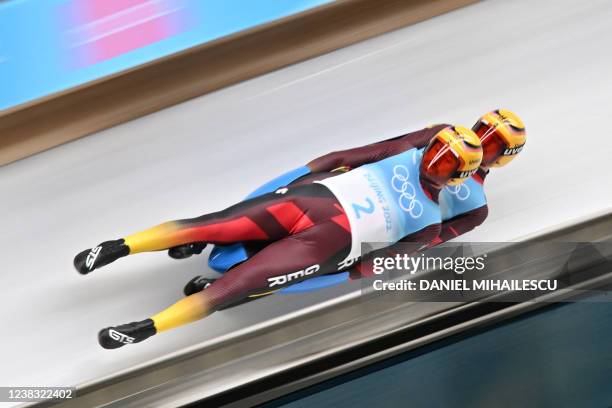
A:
98,219,351,348
74,184,334,274
207,172,342,272
186,207,441,295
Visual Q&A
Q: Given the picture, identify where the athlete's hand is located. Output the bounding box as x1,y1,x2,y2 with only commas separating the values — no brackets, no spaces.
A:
74,239,129,274
168,242,207,260
183,276,216,296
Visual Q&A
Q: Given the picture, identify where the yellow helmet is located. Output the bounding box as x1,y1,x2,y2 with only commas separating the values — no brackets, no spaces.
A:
421,126,483,187
473,109,526,168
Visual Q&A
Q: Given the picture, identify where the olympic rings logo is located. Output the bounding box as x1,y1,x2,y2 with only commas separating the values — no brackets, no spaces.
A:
445,184,471,201
391,165,423,218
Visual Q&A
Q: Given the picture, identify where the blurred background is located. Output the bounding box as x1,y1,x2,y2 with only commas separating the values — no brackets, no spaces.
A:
0,0,331,109
1,0,611,407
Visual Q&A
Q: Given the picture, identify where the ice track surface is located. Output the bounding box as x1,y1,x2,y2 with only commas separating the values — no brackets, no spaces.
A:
1,0,612,400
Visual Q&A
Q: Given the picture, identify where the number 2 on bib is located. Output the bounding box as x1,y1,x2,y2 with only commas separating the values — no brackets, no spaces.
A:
352,197,375,219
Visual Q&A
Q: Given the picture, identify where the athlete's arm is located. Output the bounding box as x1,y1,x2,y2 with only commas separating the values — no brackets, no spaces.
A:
307,125,448,172
431,205,488,245
221,125,447,200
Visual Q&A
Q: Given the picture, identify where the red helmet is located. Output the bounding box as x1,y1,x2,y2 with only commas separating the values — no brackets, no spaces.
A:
421,126,483,188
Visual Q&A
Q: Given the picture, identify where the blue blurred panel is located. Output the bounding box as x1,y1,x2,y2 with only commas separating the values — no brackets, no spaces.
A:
269,297,612,408
0,0,334,110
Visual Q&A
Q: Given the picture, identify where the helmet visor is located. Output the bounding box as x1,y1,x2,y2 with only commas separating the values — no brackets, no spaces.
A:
421,138,461,187
473,122,506,167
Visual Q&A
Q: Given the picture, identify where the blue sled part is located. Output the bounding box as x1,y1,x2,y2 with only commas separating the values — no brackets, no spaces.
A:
208,243,249,272
244,165,311,199
278,272,349,294
208,166,311,273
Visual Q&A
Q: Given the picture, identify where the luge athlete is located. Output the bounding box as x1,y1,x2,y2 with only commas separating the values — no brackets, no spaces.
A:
188,109,526,294
74,126,482,349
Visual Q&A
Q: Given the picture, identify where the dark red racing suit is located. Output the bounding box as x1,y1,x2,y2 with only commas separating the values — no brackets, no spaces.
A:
205,125,489,295
155,125,449,310
77,125,487,314
180,167,439,311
